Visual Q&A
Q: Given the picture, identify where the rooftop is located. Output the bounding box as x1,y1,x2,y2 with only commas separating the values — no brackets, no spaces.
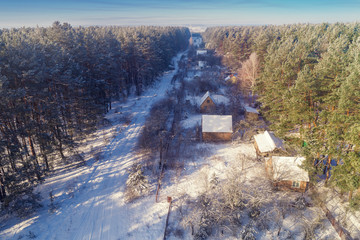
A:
244,106,259,114
202,115,232,133
269,156,309,182
254,130,284,153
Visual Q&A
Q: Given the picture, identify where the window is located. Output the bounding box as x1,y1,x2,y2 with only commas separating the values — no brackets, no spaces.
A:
207,99,210,103
292,181,300,188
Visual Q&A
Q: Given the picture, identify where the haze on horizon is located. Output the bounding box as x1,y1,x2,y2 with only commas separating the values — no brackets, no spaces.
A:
0,0,360,28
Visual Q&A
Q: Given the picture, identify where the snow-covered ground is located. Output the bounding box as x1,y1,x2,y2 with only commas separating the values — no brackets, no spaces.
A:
1,45,354,240
0,51,187,240
158,142,340,240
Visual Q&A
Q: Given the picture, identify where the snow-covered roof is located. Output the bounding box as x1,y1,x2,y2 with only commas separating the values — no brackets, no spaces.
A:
196,49,207,55
199,92,229,106
254,130,284,153
270,156,309,182
244,106,259,114
199,91,214,106
202,115,232,133
212,95,230,105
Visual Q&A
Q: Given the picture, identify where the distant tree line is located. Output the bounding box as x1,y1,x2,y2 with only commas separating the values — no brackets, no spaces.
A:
203,23,360,203
0,21,190,213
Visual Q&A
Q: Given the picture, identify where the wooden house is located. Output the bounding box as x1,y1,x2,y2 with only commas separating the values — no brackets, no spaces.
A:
199,91,229,113
202,115,232,141
244,106,259,121
265,156,309,192
200,91,216,113
253,130,284,157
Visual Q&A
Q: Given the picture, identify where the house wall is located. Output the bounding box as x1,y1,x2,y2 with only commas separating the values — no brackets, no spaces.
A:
200,97,216,113
273,180,308,193
265,158,308,192
202,132,232,141
245,111,259,121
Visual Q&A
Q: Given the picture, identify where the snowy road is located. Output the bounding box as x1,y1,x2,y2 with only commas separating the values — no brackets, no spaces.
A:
0,51,186,240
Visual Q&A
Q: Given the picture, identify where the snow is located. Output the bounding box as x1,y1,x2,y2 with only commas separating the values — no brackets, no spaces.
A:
212,94,230,105
0,51,187,240
202,115,232,133
198,61,205,68
244,106,259,114
0,44,348,240
316,182,360,239
181,114,201,129
269,156,310,182
196,49,207,55
199,91,213,106
254,130,284,153
199,91,229,106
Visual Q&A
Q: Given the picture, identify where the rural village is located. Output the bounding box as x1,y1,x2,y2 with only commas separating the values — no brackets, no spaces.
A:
1,33,360,240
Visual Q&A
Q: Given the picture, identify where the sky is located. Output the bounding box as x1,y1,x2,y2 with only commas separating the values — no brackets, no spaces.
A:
0,0,360,28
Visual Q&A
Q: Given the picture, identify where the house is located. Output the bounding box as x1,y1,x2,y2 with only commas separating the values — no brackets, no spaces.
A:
199,91,216,113
265,156,309,192
199,91,230,113
202,115,232,141
196,49,207,55
253,130,284,157
244,106,259,121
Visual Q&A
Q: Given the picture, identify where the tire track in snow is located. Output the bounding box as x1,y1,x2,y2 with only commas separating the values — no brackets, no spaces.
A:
67,51,185,240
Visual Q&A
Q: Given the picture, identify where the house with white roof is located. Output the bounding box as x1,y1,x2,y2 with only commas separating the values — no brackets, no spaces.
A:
253,130,284,157
265,156,309,192
244,106,259,121
202,115,232,141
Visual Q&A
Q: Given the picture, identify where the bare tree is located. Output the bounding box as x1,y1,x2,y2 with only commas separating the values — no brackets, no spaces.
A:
239,52,260,102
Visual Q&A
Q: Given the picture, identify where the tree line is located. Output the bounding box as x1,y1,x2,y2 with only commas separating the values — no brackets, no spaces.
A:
203,23,360,204
0,21,190,214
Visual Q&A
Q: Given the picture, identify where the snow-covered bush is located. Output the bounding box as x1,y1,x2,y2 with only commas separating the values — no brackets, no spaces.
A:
125,164,150,202
241,222,257,240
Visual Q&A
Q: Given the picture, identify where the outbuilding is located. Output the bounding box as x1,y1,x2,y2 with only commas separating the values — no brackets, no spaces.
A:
265,156,309,192
202,115,232,141
253,130,284,157
244,106,259,121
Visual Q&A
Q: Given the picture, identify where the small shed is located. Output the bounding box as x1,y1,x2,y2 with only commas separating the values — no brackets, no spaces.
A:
265,156,309,192
196,49,207,55
244,106,259,121
253,130,284,157
200,91,216,113
202,115,232,141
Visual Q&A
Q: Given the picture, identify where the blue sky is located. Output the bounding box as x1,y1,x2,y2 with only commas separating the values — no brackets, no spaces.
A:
0,0,360,28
